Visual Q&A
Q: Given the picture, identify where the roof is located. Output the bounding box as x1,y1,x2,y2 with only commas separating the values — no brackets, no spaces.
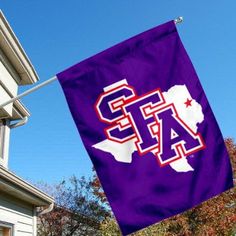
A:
0,166,54,206
0,10,39,85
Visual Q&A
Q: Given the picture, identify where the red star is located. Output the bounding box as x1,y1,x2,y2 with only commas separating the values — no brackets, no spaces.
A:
184,98,192,108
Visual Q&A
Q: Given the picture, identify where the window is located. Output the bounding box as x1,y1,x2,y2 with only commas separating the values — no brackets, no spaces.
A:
0,223,13,236
0,227,10,236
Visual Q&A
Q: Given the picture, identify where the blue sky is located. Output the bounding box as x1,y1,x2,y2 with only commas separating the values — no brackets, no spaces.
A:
1,1,236,183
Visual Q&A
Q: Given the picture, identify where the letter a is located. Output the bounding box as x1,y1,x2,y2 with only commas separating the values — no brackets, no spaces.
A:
154,104,205,166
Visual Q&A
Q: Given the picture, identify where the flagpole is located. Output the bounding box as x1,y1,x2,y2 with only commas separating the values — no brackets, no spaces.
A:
0,76,58,109
0,17,183,109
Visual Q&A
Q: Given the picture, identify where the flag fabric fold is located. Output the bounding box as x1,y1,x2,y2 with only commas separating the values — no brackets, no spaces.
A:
57,20,233,235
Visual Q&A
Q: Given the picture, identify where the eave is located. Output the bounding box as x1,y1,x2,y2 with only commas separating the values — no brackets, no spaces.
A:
0,166,54,206
0,10,39,85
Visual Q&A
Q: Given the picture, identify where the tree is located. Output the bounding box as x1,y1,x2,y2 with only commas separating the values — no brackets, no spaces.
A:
38,138,235,235
37,176,110,236
225,138,236,178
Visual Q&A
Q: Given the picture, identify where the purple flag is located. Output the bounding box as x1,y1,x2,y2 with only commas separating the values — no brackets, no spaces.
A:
57,21,233,235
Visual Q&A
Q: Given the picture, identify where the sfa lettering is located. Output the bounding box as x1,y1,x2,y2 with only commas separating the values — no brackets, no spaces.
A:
95,80,205,166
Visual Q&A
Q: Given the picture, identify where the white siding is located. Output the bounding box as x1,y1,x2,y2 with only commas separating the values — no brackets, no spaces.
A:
0,58,18,117
0,193,35,235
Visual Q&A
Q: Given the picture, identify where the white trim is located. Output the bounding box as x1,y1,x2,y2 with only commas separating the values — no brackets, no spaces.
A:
0,166,54,205
32,208,37,236
0,216,16,236
0,11,39,84
0,121,10,168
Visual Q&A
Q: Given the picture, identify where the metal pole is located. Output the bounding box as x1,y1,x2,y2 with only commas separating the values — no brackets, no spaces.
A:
0,16,183,109
0,76,58,109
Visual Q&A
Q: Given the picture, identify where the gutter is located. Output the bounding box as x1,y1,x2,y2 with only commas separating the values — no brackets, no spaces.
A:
9,116,28,129
0,166,54,205
37,202,54,216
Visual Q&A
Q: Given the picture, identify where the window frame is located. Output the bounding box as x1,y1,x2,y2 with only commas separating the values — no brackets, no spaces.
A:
0,221,13,236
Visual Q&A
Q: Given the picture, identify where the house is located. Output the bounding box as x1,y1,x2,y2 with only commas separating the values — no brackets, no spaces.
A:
0,11,54,235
